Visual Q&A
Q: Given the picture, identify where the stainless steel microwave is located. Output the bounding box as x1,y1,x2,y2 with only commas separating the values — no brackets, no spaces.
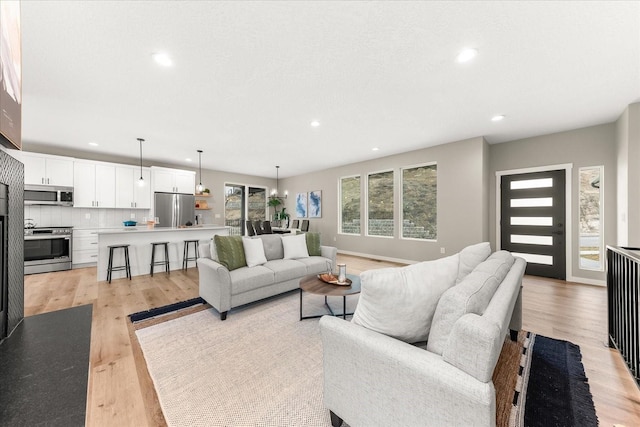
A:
24,184,74,206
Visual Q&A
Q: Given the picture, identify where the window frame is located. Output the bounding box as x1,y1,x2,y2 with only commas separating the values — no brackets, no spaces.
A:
399,161,438,242
338,174,362,236
365,168,395,239
578,165,604,272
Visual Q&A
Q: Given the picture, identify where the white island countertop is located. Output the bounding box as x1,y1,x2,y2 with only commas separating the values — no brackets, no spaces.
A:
97,225,228,234
97,225,229,281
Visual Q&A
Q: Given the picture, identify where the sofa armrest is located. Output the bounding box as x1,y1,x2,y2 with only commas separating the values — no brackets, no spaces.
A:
320,246,337,273
320,316,495,427
197,257,232,314
442,314,503,383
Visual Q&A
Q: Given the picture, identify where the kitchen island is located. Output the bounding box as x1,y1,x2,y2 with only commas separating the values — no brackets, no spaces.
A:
97,225,229,281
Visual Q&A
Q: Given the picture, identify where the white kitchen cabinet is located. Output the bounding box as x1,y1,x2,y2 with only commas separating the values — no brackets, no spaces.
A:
73,161,116,208
72,229,99,266
115,165,151,209
22,152,74,186
151,167,195,194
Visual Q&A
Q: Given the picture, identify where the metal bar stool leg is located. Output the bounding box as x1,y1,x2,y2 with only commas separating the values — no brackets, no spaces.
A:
183,241,188,270
107,247,114,283
150,244,156,277
124,246,131,280
165,243,170,274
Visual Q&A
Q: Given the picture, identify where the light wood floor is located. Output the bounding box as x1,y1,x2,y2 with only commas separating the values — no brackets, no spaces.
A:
23,254,640,426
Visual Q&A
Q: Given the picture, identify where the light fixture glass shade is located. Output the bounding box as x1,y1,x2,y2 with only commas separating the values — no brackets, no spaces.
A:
138,176,145,187
196,183,204,193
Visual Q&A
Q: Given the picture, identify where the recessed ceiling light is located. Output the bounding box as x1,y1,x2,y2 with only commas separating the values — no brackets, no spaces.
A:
152,52,173,67
372,147,380,151
88,142,98,147
491,115,505,122
310,120,320,127
456,48,478,63
185,158,192,162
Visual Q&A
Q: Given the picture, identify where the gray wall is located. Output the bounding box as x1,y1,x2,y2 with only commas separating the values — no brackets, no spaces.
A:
282,137,489,262
616,102,640,246
489,123,617,283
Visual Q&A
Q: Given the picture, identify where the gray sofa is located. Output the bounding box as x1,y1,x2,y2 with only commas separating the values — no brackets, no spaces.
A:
320,246,526,427
197,234,337,320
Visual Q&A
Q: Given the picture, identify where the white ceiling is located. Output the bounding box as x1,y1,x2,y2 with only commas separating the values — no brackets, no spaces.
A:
20,1,640,178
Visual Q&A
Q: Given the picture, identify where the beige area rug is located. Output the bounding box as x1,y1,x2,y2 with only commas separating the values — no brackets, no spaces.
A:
134,291,358,427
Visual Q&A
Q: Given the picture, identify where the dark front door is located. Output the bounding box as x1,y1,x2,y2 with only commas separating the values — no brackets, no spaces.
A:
501,169,566,280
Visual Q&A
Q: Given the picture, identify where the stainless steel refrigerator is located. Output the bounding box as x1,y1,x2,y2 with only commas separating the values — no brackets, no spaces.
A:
154,192,196,228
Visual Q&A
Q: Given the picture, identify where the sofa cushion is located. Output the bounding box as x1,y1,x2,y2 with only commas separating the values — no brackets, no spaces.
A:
262,259,308,282
229,266,275,295
214,235,247,271
242,237,267,267
282,234,309,259
297,256,332,275
351,254,460,343
457,242,491,284
427,251,515,355
257,234,285,260
305,232,322,256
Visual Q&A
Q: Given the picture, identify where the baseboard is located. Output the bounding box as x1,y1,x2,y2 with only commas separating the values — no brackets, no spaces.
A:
337,250,417,265
566,275,606,287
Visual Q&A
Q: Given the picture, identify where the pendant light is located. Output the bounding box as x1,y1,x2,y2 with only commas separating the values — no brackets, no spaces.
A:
137,138,145,187
272,165,287,199
196,149,205,193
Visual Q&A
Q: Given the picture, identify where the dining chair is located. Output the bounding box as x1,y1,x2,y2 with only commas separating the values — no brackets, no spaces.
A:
291,219,299,229
301,220,309,232
253,220,264,235
262,221,273,234
246,220,255,236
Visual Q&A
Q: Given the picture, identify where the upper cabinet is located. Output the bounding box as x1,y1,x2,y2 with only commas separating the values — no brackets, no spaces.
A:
73,161,116,208
115,165,151,209
22,152,74,186
151,167,195,194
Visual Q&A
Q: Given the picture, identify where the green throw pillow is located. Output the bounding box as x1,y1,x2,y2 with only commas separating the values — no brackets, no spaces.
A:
305,232,322,256
214,235,247,271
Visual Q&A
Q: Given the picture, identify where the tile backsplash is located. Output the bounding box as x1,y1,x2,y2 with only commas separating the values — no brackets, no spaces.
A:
24,206,151,229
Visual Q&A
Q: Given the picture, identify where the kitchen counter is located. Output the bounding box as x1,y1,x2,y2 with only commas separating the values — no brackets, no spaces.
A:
97,225,227,234
96,225,229,281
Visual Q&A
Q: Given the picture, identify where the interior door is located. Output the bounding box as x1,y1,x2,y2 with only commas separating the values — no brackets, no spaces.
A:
500,170,566,279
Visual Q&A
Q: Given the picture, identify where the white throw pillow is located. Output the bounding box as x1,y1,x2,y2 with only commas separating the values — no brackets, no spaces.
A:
457,242,491,284
281,234,309,259
351,254,460,343
242,237,267,267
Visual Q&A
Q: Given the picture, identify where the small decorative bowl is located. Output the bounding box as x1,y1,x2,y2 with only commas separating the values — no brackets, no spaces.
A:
123,220,137,227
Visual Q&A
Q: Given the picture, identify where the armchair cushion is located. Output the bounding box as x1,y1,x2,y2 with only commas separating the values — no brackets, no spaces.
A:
351,254,460,343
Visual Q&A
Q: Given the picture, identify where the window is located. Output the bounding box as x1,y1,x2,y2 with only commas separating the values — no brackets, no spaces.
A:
339,175,360,234
401,163,437,240
367,170,394,237
224,184,267,236
579,166,603,271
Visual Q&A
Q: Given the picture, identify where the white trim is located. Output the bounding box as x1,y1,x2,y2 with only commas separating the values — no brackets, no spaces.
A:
495,163,573,280
337,249,417,265
566,275,605,287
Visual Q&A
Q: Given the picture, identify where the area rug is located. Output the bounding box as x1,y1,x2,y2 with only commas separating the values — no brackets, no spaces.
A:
131,293,597,427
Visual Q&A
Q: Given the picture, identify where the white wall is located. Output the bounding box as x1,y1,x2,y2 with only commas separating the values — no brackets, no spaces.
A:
616,102,640,247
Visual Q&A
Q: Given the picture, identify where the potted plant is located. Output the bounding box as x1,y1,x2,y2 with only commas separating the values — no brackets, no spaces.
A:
203,188,211,195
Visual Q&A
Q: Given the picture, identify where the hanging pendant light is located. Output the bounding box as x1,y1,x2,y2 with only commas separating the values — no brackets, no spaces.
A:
272,165,287,199
196,149,205,193
137,138,145,187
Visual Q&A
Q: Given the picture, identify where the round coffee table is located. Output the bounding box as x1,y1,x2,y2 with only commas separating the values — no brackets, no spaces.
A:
299,273,361,320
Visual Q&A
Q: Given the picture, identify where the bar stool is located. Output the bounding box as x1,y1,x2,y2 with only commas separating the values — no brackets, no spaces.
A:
182,239,199,270
107,244,131,283
150,242,170,277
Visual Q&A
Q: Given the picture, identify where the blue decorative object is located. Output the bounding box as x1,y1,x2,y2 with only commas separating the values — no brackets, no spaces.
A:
309,190,322,218
123,220,137,227
296,192,307,218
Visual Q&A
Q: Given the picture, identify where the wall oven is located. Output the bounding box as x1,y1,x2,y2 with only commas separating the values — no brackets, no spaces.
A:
24,184,73,206
24,227,73,274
